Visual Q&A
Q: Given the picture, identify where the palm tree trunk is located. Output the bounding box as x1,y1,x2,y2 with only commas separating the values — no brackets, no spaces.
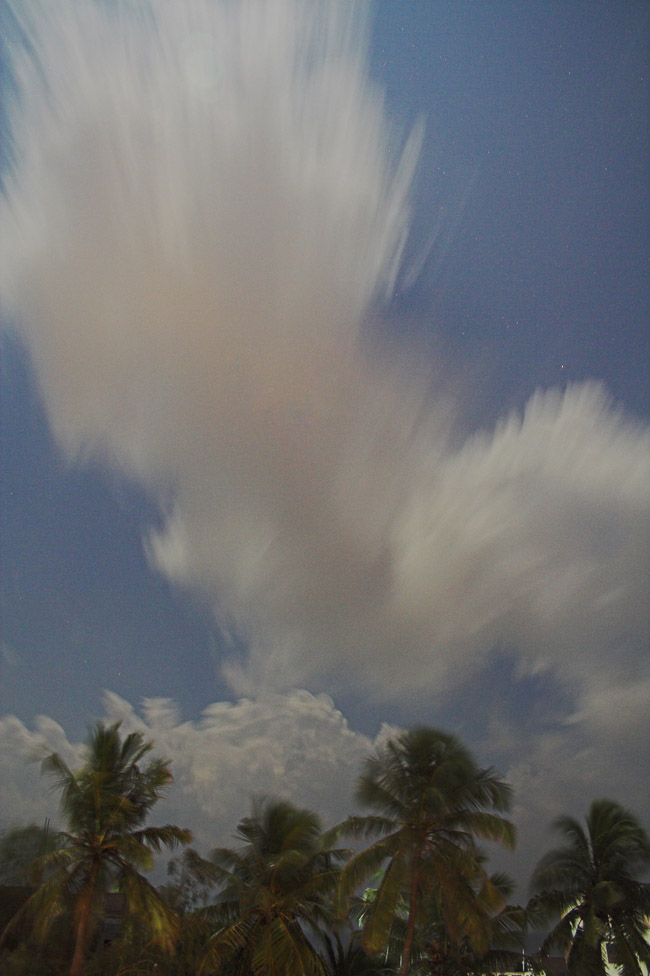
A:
401,853,421,976
69,863,100,976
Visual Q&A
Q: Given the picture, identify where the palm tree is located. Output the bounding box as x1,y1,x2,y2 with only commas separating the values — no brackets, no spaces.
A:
199,796,351,976
0,823,58,885
422,869,542,976
529,798,650,976
155,848,220,975
338,727,516,975
320,930,395,976
1,721,192,976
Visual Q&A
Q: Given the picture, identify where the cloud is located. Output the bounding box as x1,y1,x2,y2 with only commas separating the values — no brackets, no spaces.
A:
1,0,648,718
103,690,376,847
0,690,375,852
501,690,650,891
0,713,83,829
2,688,647,896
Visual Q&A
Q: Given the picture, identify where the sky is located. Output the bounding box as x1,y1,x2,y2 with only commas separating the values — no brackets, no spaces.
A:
1,0,649,896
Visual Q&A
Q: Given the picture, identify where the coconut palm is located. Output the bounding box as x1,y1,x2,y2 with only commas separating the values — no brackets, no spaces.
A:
0,823,58,885
199,796,351,976
338,727,516,975
529,798,650,976
1,721,192,976
320,930,396,976
153,848,220,975
422,869,542,976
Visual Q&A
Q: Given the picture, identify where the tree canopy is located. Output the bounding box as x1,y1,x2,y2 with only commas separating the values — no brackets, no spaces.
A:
2,722,648,976
338,726,516,975
199,796,350,976
530,798,650,976
1,721,192,976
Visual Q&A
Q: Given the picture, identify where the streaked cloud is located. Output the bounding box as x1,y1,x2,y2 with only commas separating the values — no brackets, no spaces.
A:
1,0,648,883
2,0,647,713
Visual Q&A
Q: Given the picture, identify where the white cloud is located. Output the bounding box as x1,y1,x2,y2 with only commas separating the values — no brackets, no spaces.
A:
1,3,648,886
0,713,83,830
2,0,647,717
0,691,374,852
388,384,650,689
110,689,375,847
2,687,647,896
1,0,647,906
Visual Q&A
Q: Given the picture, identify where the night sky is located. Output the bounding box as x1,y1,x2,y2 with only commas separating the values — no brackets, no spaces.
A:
1,0,648,893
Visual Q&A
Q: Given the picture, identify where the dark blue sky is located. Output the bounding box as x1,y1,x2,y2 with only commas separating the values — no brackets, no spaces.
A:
0,0,648,883
374,1,650,419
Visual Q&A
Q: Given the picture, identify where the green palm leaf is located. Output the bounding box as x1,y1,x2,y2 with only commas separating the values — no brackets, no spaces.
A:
0,720,192,976
338,727,516,976
199,796,347,976
530,798,650,975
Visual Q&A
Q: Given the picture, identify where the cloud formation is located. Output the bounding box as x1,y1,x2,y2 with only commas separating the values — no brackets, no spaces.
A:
501,678,650,887
1,0,648,715
2,687,647,893
0,691,375,850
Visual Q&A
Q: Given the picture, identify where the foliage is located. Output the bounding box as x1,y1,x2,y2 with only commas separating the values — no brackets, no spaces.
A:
0,939,66,976
529,798,650,976
420,869,543,976
338,727,516,975
0,823,59,885
149,848,220,975
159,846,219,914
3,718,649,976
320,930,396,976
0,721,192,976
198,796,351,976
352,866,541,976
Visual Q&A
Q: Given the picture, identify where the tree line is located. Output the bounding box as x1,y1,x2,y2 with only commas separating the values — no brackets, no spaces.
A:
0,721,648,976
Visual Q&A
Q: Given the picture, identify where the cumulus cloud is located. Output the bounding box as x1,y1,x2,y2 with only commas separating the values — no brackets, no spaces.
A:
0,690,376,852
1,0,648,716
0,713,83,829
103,690,377,847
2,687,647,894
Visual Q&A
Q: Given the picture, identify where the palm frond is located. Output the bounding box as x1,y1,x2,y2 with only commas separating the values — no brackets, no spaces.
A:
337,835,400,912
11,721,190,973
133,823,193,852
361,850,408,955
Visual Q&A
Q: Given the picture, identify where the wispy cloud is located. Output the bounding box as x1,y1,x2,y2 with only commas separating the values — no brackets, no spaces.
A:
1,0,648,737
